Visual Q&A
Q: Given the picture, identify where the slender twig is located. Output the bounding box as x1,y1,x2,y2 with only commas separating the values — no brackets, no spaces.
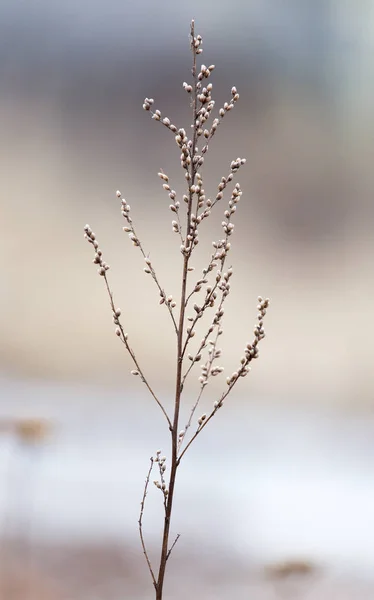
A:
184,252,216,308
178,395,223,463
166,533,181,561
181,249,228,360
179,326,221,450
178,297,269,463
83,227,172,430
102,274,173,430
158,170,185,245
119,201,179,336
156,456,169,513
181,288,226,390
139,457,157,590
181,182,241,358
178,385,205,455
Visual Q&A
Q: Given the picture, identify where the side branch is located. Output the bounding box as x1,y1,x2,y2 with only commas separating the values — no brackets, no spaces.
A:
104,274,172,429
178,326,222,450
139,457,157,590
118,191,179,336
84,225,172,430
166,534,180,561
181,181,242,358
178,297,270,462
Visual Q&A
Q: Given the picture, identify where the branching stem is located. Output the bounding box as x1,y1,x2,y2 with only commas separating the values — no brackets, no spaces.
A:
155,20,198,600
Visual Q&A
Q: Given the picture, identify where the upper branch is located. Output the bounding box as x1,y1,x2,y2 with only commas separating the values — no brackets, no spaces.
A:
117,192,179,336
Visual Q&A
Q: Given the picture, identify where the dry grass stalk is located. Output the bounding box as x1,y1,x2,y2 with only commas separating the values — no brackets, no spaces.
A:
84,20,269,599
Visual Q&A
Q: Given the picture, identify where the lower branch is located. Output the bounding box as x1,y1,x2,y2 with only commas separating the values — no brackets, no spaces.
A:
139,458,157,591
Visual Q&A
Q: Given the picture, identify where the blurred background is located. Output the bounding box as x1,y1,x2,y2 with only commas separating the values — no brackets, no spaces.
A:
1,0,374,598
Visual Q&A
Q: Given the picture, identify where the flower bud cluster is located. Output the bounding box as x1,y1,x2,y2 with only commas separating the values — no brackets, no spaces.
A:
246,296,269,352
192,31,203,55
225,297,270,387
84,225,110,276
112,307,125,339
157,172,183,238
218,86,240,118
166,295,177,309
119,193,140,247
142,97,154,111
217,267,233,299
230,157,246,173
212,239,231,261
197,413,207,426
153,451,169,497
201,85,241,154
143,97,178,134
183,81,193,93
198,63,214,80
186,212,201,250
199,338,224,387
175,128,190,172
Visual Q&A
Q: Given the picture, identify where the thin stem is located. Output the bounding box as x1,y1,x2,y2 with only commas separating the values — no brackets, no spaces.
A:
181,289,225,390
178,373,241,464
166,534,180,561
103,274,172,430
123,218,179,336
157,458,168,513
177,385,205,454
179,327,221,450
178,349,255,464
159,169,185,245
138,458,157,590
181,254,227,360
177,401,220,464
155,20,198,600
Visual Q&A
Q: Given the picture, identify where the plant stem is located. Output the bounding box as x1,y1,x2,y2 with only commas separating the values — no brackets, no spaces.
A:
155,20,198,600
156,255,191,599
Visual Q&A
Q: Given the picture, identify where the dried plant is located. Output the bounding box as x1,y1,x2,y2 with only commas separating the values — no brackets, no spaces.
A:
84,20,269,600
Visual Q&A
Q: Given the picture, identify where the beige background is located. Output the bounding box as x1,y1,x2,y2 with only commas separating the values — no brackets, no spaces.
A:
1,1,373,409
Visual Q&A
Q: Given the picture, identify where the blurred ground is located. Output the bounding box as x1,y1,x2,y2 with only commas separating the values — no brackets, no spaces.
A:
1,541,374,600
1,378,374,598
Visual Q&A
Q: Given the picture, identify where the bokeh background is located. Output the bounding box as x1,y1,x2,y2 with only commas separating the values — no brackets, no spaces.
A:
1,0,374,598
